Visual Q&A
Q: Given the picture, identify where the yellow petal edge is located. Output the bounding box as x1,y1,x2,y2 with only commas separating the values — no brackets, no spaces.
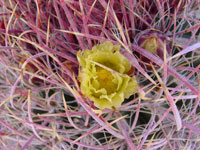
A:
77,41,138,109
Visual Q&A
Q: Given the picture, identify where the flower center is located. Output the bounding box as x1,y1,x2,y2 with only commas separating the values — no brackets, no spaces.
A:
96,67,117,94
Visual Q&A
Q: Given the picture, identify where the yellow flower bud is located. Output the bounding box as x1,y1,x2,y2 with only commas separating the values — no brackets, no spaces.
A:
77,42,138,109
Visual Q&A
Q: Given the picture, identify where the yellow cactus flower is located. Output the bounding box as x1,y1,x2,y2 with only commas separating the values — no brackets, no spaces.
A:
77,42,138,110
